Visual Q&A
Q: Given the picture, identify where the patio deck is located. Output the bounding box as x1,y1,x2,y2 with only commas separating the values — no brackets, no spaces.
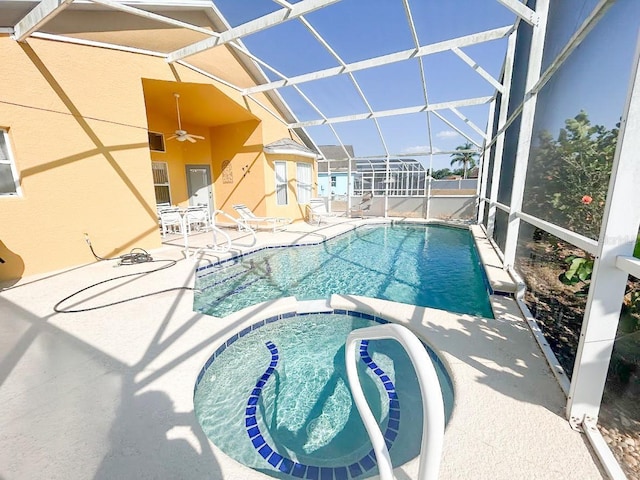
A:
0,218,605,479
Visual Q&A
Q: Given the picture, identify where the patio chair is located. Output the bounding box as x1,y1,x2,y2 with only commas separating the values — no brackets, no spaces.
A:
307,198,338,226
232,204,292,232
184,206,211,234
159,207,182,237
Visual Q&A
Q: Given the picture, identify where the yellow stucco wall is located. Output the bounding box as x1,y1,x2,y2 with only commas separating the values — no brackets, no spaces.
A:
146,106,212,208
264,155,317,220
0,31,302,282
210,120,267,214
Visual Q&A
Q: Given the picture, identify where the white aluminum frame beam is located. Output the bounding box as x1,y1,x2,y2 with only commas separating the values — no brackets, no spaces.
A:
567,33,640,429
449,106,488,139
13,0,74,41
401,0,436,161
452,47,504,92
486,30,518,237
289,96,493,128
349,150,478,160
166,0,341,62
616,255,640,280
495,0,539,26
502,0,550,268
431,110,481,148
297,16,390,158
87,0,217,36
244,26,513,95
517,211,598,256
531,0,615,96
477,97,497,224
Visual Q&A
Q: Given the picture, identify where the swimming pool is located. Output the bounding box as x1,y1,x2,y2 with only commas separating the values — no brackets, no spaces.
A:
194,311,454,479
194,224,493,318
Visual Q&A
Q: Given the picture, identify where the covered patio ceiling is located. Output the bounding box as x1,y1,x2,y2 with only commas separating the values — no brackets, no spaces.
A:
142,79,260,127
1,0,534,168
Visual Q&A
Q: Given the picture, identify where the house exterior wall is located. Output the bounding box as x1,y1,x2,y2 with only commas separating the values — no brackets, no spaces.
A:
210,120,266,214
318,172,351,197
0,32,301,282
264,154,317,220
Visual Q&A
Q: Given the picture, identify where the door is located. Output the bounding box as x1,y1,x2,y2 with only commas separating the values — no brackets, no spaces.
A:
186,165,213,214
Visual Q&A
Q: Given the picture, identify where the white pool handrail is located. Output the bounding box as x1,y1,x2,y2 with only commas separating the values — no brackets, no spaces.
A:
214,209,257,248
182,209,257,259
345,323,445,480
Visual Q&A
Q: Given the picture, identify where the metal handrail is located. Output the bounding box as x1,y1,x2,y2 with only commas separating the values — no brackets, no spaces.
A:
213,209,257,248
345,323,445,480
182,209,257,259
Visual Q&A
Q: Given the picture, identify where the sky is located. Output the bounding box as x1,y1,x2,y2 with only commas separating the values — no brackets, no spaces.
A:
210,0,639,170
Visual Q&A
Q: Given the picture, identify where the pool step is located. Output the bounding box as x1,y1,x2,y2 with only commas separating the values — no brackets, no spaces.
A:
296,299,332,314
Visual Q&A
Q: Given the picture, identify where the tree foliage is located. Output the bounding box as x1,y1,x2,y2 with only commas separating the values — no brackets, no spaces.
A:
449,143,479,179
523,111,618,239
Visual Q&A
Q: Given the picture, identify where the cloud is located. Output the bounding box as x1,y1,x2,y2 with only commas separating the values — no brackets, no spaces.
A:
401,145,431,155
400,145,443,155
436,130,458,138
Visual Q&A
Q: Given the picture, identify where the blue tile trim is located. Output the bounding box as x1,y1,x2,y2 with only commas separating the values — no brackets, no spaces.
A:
193,309,453,476
238,337,403,478
194,309,452,405
354,339,400,472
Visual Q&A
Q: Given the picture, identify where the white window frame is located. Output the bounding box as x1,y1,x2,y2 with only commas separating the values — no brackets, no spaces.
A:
275,161,288,206
0,129,21,197
152,161,171,205
296,162,312,204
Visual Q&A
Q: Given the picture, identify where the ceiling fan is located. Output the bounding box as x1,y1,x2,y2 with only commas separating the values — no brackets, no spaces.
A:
167,93,204,143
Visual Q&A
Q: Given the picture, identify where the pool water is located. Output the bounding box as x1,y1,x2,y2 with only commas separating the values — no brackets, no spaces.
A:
195,224,493,318
194,313,454,479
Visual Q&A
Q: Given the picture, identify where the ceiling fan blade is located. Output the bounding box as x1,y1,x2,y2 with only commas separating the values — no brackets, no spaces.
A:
186,135,197,143
167,134,177,141
191,135,205,140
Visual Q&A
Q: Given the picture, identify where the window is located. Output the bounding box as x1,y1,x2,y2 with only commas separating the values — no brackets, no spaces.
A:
148,131,165,152
330,175,337,187
0,130,19,196
152,161,171,204
296,162,312,204
275,161,288,206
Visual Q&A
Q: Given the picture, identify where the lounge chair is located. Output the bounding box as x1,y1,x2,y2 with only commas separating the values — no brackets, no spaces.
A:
307,198,338,226
232,204,292,232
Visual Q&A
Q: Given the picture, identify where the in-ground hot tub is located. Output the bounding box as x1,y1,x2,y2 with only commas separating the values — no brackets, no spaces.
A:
194,310,454,479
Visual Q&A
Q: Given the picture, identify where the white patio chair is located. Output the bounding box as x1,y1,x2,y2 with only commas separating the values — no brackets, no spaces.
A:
184,206,211,234
232,204,292,232
307,198,338,226
159,207,182,237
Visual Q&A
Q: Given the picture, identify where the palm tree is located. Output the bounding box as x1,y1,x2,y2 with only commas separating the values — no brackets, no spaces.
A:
450,142,479,179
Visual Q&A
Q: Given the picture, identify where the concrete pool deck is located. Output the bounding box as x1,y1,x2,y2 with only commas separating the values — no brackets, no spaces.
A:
0,218,606,479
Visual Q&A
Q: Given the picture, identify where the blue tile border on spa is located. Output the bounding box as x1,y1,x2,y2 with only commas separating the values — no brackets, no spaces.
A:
195,309,451,394
239,338,401,478
194,310,453,479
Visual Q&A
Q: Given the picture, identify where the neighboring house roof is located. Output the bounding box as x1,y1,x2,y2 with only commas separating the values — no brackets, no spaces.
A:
318,145,356,173
318,145,355,160
264,138,320,159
